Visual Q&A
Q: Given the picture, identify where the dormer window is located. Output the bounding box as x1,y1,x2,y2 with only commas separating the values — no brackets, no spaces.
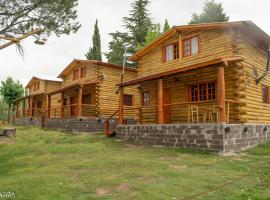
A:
183,36,199,57
73,69,79,80
80,67,86,78
163,42,179,62
33,81,40,91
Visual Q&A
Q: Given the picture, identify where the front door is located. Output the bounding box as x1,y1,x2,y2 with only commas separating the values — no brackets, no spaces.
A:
70,97,75,116
163,88,171,123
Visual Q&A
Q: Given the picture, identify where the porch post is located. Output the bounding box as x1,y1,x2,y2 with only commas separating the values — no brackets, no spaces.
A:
157,79,164,124
16,101,19,118
119,87,124,125
217,65,226,123
23,99,26,117
78,85,83,117
29,97,33,117
61,92,64,117
47,95,51,118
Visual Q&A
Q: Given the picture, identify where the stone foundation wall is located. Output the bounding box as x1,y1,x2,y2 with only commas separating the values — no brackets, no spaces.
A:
14,118,41,126
44,117,130,133
116,123,270,153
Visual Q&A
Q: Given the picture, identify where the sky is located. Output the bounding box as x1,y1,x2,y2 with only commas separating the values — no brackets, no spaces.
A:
0,0,269,86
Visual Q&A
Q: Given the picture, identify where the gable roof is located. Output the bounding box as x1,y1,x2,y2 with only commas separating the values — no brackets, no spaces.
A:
26,76,62,88
57,59,137,79
130,21,270,61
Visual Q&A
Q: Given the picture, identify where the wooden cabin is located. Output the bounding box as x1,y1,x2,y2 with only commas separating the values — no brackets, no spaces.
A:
45,59,138,132
15,77,62,125
115,21,270,152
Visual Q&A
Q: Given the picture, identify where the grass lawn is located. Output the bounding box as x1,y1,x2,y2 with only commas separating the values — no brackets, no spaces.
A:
0,126,269,200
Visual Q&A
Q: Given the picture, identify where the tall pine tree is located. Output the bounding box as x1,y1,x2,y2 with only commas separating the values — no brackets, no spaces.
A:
85,19,102,61
163,19,171,32
106,0,152,66
189,0,229,24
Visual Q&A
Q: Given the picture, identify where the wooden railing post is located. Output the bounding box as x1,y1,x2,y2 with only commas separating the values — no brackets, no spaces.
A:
119,87,124,125
217,65,226,123
78,85,83,117
61,92,64,118
157,79,164,124
47,95,51,118
29,97,33,117
16,101,19,118
23,99,26,117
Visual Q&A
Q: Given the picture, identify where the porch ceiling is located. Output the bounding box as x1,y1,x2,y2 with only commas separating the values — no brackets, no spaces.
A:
48,80,99,96
118,56,243,88
17,92,45,101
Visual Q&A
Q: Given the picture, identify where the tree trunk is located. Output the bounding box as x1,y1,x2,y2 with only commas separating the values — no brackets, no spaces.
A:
7,104,11,123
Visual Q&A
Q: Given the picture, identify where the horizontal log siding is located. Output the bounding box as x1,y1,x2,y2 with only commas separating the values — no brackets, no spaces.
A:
233,31,270,123
139,64,240,124
137,28,235,77
98,65,139,118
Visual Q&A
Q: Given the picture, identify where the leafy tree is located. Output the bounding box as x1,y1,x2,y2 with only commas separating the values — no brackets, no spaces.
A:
85,19,102,61
189,0,229,24
0,77,24,122
137,23,161,50
0,98,7,121
106,0,152,65
0,0,80,39
163,19,171,32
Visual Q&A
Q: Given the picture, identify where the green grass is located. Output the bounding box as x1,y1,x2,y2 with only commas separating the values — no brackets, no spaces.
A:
0,126,269,200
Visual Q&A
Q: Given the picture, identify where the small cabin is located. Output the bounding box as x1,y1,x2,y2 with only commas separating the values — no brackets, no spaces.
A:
116,21,270,152
45,59,139,132
15,77,62,125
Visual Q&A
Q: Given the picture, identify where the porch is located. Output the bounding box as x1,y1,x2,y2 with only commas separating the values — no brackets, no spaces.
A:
47,81,98,119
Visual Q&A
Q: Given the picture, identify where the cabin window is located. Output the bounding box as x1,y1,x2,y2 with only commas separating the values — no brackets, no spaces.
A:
82,94,91,104
164,42,179,62
73,69,79,80
80,67,86,78
183,36,199,57
37,101,42,109
33,81,40,91
63,98,67,106
124,94,134,106
36,81,40,90
189,81,216,102
141,91,150,106
262,85,269,104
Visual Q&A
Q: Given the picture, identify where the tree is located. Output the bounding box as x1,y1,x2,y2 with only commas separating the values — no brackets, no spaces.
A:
163,19,171,32
106,32,132,66
0,77,24,123
106,0,152,65
0,98,7,121
189,0,229,24
137,23,161,50
85,19,102,61
0,0,80,40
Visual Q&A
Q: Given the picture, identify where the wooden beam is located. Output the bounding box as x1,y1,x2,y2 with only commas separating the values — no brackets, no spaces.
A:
23,99,26,117
78,85,83,117
119,88,124,124
16,101,19,118
217,65,226,122
157,79,164,124
47,95,51,118
61,92,64,118
29,97,33,117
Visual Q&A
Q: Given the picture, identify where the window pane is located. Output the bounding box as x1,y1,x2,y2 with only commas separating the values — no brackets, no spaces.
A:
184,39,191,56
124,95,133,106
191,37,198,55
262,85,269,103
173,43,179,59
191,85,198,101
200,83,207,101
142,92,150,106
166,45,174,61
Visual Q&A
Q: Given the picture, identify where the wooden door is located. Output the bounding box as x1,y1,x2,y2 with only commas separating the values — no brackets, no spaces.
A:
163,88,171,123
70,97,75,116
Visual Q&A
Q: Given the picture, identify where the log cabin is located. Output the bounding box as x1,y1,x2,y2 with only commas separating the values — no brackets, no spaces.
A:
15,77,62,125
115,21,270,152
45,59,139,132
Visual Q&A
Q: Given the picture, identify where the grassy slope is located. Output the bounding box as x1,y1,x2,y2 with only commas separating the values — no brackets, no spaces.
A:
0,126,269,200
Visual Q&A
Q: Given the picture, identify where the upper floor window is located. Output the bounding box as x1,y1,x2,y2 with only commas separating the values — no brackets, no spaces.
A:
183,36,199,57
33,81,40,91
80,67,86,78
262,85,269,104
164,42,179,62
73,69,79,80
141,91,150,106
124,94,134,106
189,81,216,102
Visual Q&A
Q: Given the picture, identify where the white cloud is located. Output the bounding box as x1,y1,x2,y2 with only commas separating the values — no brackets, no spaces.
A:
0,0,269,86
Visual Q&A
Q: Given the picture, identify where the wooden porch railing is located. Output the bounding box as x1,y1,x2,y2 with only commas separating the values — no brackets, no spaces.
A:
104,110,119,137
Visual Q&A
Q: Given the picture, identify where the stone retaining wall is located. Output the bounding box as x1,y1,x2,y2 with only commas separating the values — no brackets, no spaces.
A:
14,118,41,126
116,123,270,153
